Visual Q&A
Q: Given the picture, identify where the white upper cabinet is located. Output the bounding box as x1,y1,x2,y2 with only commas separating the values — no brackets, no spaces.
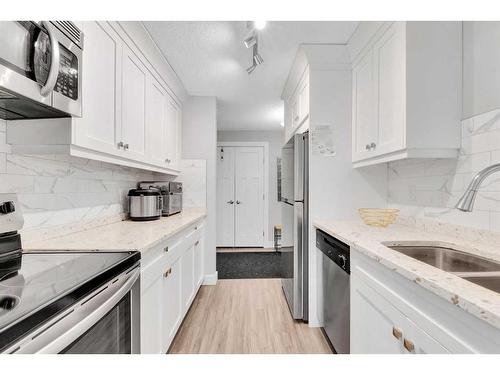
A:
349,22,462,168
73,21,122,156
121,45,147,160
7,21,185,175
284,69,310,143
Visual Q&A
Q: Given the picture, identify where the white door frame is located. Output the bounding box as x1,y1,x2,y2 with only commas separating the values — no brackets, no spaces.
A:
217,141,270,247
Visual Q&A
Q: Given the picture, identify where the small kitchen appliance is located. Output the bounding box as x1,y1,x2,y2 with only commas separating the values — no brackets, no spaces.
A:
127,187,162,221
139,181,183,216
0,193,141,354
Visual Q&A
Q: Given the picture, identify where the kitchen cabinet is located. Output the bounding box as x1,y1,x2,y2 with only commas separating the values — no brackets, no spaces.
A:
283,69,310,143
140,219,205,353
351,248,500,353
6,21,184,175
348,21,462,167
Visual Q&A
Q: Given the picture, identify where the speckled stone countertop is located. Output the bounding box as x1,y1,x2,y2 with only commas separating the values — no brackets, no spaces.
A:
23,207,206,253
313,219,500,330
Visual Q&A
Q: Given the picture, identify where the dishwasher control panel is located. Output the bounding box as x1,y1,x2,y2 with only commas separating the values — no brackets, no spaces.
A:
316,229,350,274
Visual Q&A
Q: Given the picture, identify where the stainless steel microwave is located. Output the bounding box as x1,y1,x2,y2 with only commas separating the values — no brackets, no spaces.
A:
0,21,83,119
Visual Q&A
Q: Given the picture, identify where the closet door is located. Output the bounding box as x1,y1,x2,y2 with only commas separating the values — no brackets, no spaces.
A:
216,146,236,247
234,147,264,247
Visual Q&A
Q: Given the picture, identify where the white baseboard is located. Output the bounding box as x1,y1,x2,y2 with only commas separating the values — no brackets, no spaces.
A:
203,271,218,285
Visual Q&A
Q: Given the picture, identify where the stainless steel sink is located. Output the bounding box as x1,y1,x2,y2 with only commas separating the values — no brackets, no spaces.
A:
462,275,500,294
383,242,500,294
386,244,500,273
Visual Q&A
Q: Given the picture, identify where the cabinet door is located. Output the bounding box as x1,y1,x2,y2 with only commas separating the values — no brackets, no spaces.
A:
352,49,377,161
298,74,309,125
165,96,180,170
141,274,163,354
73,22,122,155
146,77,168,166
162,257,182,352
194,235,204,287
373,22,406,155
291,95,300,131
351,270,449,354
181,244,195,311
121,45,147,160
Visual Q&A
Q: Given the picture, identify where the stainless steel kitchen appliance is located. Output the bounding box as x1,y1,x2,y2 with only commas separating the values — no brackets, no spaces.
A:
0,194,140,354
139,181,183,216
0,21,83,119
128,187,162,221
279,132,309,321
316,228,350,354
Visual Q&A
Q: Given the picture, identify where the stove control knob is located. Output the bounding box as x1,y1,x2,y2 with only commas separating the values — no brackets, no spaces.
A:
0,201,15,215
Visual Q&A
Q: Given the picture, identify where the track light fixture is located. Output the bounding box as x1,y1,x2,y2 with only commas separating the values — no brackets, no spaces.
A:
244,24,264,75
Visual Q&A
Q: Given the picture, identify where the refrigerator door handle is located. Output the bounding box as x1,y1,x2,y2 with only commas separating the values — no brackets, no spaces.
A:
293,201,304,319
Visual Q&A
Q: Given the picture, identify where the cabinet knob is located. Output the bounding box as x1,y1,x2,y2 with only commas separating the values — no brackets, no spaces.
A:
370,142,376,150
195,240,200,246
163,268,172,278
227,200,234,204
163,246,169,253
392,327,403,340
165,158,171,164
117,141,124,149
236,200,241,204
403,338,415,352
123,143,129,150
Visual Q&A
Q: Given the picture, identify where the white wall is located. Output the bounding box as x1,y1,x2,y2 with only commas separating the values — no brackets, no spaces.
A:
0,119,162,231
178,159,207,209
463,22,500,118
217,130,283,245
182,96,218,282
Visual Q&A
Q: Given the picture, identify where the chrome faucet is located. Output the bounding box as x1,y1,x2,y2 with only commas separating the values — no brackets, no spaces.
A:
455,163,500,212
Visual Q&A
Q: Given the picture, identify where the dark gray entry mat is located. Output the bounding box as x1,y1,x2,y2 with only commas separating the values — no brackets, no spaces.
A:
217,252,281,279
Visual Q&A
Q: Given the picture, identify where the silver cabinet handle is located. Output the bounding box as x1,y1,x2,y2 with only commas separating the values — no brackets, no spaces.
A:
227,200,234,204
117,141,124,149
163,268,172,278
195,240,200,246
163,246,169,253
236,200,241,204
40,21,60,97
123,143,129,150
370,142,376,149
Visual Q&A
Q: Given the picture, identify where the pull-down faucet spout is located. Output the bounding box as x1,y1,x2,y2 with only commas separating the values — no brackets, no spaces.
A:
455,163,500,212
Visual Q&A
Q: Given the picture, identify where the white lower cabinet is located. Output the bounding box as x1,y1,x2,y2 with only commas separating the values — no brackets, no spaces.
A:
351,249,500,353
140,220,205,353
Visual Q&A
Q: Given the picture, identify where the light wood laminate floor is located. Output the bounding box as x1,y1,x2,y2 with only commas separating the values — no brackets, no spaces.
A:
169,279,332,354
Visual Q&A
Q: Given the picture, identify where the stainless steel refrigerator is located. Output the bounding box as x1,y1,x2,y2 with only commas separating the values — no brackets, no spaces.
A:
279,132,308,321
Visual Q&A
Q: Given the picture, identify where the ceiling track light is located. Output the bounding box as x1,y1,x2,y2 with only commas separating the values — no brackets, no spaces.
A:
244,27,264,75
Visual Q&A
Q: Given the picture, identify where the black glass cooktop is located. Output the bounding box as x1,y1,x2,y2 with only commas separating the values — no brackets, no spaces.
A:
0,251,140,351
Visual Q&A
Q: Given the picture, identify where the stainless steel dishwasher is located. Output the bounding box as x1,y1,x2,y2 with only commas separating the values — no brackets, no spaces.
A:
316,229,350,354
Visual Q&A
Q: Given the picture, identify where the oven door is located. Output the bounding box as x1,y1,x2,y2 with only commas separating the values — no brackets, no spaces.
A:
9,266,141,354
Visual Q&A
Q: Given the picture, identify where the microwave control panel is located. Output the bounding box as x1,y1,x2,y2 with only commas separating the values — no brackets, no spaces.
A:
55,45,78,100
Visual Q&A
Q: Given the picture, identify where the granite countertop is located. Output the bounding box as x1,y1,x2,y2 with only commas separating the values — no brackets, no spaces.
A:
313,219,500,330
23,207,207,253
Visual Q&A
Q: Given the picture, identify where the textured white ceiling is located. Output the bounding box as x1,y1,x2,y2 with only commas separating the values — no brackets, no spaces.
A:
143,21,358,131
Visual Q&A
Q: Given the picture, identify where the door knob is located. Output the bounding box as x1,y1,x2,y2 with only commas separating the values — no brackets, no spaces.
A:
227,200,234,204
236,200,241,204
370,142,376,149
123,143,129,150
365,144,370,150
117,141,124,149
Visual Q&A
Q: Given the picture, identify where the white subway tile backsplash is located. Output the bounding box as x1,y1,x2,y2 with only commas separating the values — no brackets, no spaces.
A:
388,107,500,232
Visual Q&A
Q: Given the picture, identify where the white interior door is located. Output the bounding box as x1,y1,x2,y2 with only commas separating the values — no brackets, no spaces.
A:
234,147,264,247
216,146,235,247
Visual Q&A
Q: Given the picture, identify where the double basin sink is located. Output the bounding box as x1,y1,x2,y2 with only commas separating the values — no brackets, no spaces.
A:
383,243,500,294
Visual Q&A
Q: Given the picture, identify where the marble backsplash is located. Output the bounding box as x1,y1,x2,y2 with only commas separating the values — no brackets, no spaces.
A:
388,108,500,232
0,118,170,232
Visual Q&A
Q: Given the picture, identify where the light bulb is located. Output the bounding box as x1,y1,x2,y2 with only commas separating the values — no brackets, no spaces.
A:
254,21,267,30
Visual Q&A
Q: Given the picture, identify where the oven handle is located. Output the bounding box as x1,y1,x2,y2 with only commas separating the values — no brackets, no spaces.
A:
11,265,140,354
40,21,60,97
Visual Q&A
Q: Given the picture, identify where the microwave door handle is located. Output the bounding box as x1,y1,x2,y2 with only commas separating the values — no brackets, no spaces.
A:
40,21,60,97
10,267,140,354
